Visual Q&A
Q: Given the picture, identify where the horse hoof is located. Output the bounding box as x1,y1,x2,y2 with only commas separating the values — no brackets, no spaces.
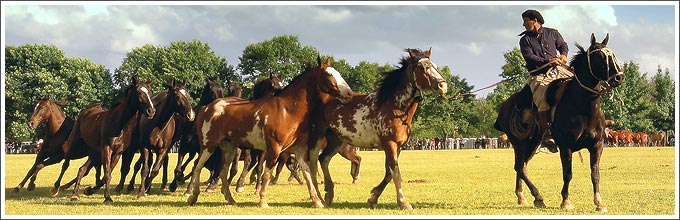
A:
169,183,178,192
235,186,244,193
258,202,270,208
50,187,59,197
12,187,20,193
187,196,197,206
312,201,325,208
534,200,547,208
27,183,36,191
518,199,530,206
400,203,413,210
561,200,575,210
84,187,96,196
596,206,608,213
367,199,377,209
70,195,79,201
103,198,113,203
205,188,215,193
352,179,359,184
137,194,147,200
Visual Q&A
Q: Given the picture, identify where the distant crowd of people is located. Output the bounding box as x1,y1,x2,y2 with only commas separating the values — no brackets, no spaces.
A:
404,136,509,150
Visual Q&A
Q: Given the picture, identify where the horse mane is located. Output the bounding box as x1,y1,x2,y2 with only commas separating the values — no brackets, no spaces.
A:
152,91,168,104
568,42,587,69
376,48,426,106
276,69,309,95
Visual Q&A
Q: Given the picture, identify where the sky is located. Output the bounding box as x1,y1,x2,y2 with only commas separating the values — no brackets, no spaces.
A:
1,1,678,98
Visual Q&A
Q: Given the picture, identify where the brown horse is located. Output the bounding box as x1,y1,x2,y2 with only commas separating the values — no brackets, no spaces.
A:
62,75,156,202
312,48,448,209
188,56,353,208
494,33,624,212
12,97,95,193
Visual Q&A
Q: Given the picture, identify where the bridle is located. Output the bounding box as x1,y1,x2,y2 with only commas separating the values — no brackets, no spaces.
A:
410,58,444,99
575,47,623,96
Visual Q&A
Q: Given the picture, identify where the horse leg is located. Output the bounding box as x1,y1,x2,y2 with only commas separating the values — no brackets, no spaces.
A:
50,158,72,197
115,149,134,193
180,152,197,183
257,148,281,208
70,157,93,201
160,154,169,191
253,151,266,195
339,145,361,184
286,155,304,184
169,150,186,192
235,149,252,193
187,148,213,206
84,162,106,196
227,148,240,184
318,135,342,206
218,143,237,205
385,142,412,210
589,145,608,212
145,147,169,194
101,146,117,203
128,151,146,193
513,146,546,208
137,148,151,199
182,156,201,197
559,149,575,210
271,156,285,185
206,151,223,192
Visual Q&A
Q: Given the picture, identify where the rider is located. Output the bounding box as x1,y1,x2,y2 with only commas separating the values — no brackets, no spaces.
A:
518,9,573,153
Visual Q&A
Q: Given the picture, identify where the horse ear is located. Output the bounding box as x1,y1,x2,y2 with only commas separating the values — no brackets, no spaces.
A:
56,98,68,106
590,33,597,46
325,57,332,66
317,55,322,66
425,47,432,57
602,33,609,46
132,75,140,84
165,80,173,90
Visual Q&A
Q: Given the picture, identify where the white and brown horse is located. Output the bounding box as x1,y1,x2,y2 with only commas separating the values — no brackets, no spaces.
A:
188,56,352,208
311,48,448,210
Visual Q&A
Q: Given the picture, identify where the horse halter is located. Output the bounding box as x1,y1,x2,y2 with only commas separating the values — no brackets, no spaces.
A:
411,58,443,98
579,47,624,95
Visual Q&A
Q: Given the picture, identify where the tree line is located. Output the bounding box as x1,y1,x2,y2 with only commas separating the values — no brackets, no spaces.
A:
4,35,675,144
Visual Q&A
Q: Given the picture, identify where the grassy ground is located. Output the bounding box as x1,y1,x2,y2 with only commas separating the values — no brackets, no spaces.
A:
3,147,677,217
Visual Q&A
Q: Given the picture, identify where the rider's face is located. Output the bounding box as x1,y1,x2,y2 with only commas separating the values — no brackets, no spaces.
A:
523,17,538,32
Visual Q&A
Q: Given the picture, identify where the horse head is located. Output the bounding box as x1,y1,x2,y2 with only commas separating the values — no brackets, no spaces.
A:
200,77,225,105
315,55,353,104
28,97,52,129
571,33,625,95
406,47,448,96
167,80,195,122
130,75,156,119
227,81,243,98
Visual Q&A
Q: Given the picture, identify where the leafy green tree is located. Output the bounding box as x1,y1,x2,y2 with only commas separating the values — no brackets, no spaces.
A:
237,35,319,83
648,66,675,131
601,61,654,131
114,40,235,103
5,44,112,143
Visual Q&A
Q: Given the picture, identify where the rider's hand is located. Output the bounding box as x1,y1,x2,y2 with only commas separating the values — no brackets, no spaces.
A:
558,55,568,64
549,58,560,67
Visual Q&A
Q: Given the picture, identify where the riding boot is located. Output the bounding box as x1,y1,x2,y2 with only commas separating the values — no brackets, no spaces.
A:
538,110,557,153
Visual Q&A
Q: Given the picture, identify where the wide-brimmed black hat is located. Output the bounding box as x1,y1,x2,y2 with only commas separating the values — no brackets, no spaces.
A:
522,9,544,24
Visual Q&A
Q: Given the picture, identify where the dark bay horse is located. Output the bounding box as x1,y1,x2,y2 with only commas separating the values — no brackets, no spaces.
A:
189,56,353,208
62,75,156,202
494,33,624,212
168,77,226,193
113,81,194,199
312,48,448,210
12,97,95,193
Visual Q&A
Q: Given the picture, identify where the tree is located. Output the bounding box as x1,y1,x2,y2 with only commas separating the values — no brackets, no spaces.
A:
114,40,235,103
237,35,319,84
648,66,675,131
4,44,112,143
601,61,654,131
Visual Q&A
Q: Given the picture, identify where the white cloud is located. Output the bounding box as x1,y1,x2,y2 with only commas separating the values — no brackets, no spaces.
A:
465,42,482,56
317,8,352,23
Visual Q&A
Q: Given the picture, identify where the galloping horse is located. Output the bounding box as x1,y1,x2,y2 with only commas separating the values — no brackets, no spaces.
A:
188,56,352,208
12,97,98,193
494,33,624,212
168,77,226,193
127,81,195,199
62,75,156,202
312,48,448,209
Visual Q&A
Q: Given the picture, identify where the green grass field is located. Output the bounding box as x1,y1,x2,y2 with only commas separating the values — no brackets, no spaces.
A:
3,147,677,216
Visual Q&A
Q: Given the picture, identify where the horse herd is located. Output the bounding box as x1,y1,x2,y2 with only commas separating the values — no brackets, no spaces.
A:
12,34,625,212
604,128,673,147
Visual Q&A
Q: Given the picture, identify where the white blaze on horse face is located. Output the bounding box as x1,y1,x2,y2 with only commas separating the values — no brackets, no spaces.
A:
33,102,41,114
419,58,445,83
325,67,352,97
139,86,155,110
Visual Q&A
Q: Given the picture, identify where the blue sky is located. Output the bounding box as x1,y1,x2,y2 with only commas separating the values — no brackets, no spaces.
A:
2,2,678,98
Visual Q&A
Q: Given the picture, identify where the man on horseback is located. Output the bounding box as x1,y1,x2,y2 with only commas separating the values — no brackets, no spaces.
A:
518,9,573,153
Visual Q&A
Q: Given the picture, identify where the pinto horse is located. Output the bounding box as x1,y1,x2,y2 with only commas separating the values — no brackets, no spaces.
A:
494,33,624,212
62,75,156,202
312,48,448,210
12,97,100,193
188,56,353,208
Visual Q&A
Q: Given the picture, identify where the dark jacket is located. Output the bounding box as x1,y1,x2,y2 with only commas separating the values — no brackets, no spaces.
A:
519,27,568,76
